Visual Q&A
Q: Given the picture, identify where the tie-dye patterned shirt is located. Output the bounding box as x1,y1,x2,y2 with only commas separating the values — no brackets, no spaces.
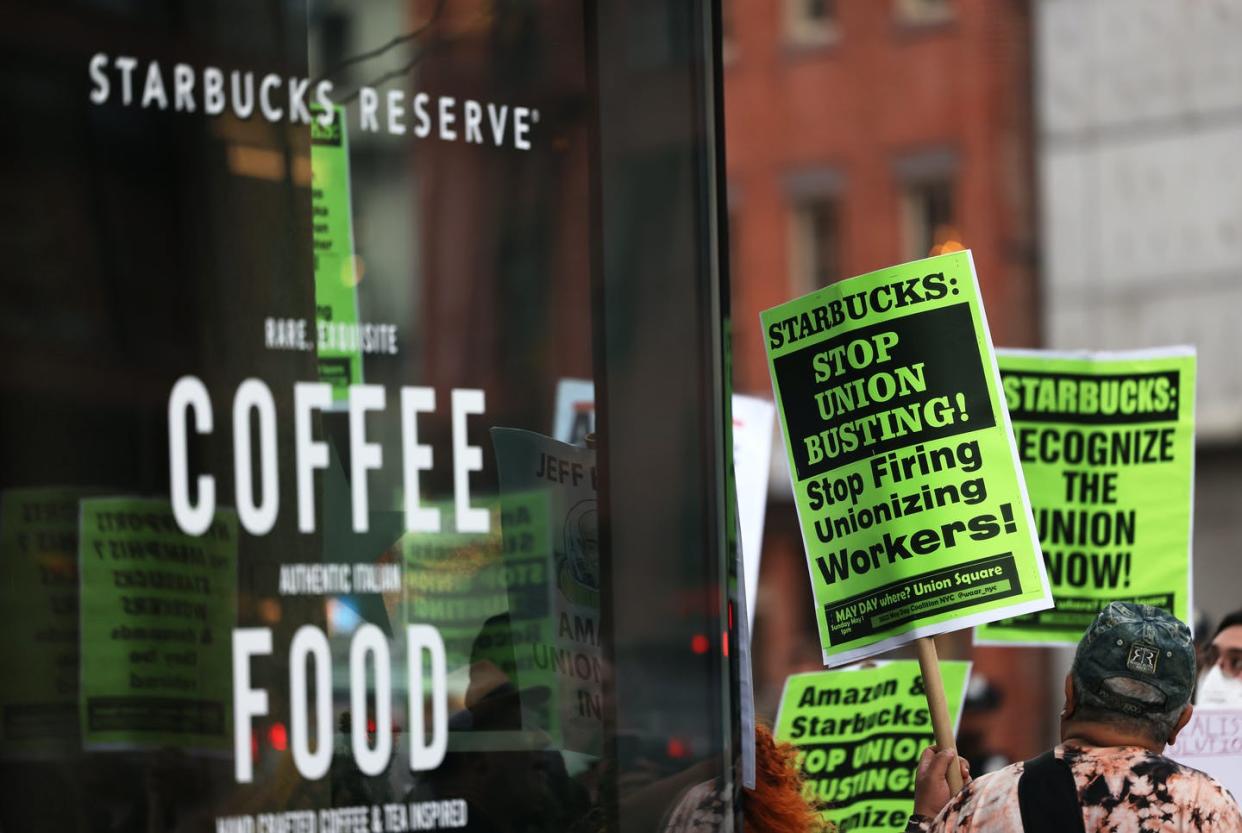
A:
922,742,1242,833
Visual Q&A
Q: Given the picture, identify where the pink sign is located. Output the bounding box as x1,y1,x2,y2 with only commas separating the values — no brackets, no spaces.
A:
1168,709,1242,799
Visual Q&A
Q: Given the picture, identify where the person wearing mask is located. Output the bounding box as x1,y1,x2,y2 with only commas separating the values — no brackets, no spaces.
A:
908,602,1242,833
1198,610,1242,708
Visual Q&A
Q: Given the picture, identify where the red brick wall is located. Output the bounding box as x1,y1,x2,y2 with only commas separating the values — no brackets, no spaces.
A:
725,0,1040,395
727,0,1051,763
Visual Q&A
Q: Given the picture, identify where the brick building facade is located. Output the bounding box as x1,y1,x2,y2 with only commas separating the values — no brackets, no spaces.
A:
723,0,1050,763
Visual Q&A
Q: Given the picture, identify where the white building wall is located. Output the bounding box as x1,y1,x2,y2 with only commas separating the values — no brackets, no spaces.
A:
1036,0,1242,624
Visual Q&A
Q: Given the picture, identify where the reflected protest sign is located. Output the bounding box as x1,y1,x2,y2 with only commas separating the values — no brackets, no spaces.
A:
762,251,1050,665
550,379,775,627
402,499,509,674
550,381,771,776
1167,709,1242,801
977,349,1195,645
79,497,237,751
775,661,970,833
311,105,364,403
492,428,603,756
397,491,565,764
0,487,104,757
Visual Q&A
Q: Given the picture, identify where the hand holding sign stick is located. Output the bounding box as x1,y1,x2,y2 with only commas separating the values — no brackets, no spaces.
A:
915,636,963,793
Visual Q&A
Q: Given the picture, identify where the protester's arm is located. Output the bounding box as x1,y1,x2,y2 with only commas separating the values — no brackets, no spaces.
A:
906,747,971,833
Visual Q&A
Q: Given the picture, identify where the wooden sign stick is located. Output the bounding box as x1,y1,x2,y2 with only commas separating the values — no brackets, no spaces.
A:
915,636,963,793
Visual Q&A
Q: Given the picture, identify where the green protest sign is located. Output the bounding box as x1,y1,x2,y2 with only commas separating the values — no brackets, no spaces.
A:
774,661,970,833
0,487,104,757
311,106,363,403
79,498,237,751
977,348,1196,645
399,489,564,755
401,496,553,672
402,499,507,673
762,251,1050,665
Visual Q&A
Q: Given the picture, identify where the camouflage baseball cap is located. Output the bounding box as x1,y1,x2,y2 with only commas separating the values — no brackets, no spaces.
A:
1072,602,1196,716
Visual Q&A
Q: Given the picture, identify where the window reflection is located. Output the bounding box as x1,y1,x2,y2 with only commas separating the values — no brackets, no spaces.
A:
1,0,739,830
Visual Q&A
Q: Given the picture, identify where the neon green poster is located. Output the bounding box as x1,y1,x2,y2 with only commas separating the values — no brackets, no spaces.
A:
977,348,1196,645
774,661,970,833
761,251,1050,665
311,106,363,403
402,499,507,673
401,496,552,673
0,487,103,757
78,498,237,751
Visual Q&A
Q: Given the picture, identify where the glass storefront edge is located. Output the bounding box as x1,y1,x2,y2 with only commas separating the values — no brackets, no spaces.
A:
591,0,741,829
0,1,742,832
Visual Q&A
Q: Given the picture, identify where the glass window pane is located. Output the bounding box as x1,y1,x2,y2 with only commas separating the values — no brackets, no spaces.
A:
0,2,738,830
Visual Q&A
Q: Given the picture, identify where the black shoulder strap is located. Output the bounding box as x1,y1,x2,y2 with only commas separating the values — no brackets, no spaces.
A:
1017,750,1087,833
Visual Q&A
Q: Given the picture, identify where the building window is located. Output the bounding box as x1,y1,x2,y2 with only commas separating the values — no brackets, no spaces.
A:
785,0,838,47
901,179,961,260
895,0,953,25
790,199,841,293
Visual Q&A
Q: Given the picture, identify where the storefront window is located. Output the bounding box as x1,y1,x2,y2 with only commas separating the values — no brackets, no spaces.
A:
0,2,738,831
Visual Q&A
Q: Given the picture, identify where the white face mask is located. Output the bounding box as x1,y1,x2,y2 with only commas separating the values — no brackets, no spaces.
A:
1197,664,1242,708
